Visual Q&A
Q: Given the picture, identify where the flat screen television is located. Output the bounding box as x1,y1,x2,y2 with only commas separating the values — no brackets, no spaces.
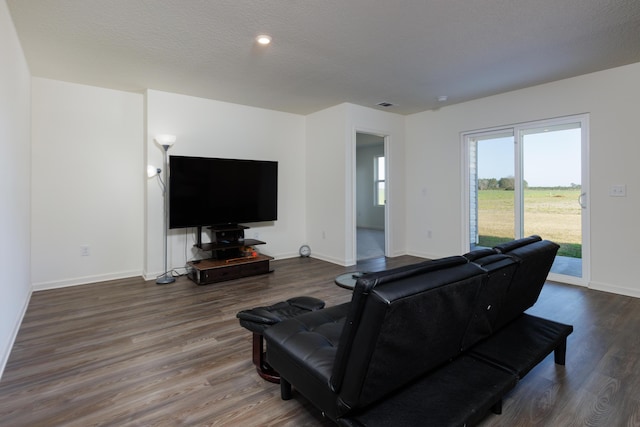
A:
168,155,278,229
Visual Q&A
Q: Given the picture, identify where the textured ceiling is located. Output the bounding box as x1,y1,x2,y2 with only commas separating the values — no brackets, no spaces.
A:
7,0,640,115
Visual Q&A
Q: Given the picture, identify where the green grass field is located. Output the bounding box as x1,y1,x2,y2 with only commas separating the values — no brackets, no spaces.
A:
477,188,582,258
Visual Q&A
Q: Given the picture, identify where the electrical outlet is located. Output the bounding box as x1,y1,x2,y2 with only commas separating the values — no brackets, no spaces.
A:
80,245,90,256
610,184,626,197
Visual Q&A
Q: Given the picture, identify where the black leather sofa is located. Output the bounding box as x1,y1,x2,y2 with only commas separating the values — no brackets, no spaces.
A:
263,236,573,426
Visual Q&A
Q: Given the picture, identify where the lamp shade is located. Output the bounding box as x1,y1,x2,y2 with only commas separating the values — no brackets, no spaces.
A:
154,134,176,146
147,165,160,178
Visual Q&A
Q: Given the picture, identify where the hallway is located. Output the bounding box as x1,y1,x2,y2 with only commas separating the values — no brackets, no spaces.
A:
357,228,384,261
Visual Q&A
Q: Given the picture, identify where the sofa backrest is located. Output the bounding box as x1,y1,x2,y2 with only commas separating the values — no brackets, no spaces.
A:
331,256,487,415
461,253,519,348
493,236,560,329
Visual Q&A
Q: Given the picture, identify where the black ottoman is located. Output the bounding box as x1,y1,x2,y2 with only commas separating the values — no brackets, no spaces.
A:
236,296,325,383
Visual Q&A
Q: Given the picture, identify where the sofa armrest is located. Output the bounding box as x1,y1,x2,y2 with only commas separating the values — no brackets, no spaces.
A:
264,303,350,420
463,248,497,262
493,235,541,253
287,296,326,311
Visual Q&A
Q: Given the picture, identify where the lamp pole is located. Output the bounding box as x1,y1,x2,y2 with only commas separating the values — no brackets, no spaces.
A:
155,135,176,285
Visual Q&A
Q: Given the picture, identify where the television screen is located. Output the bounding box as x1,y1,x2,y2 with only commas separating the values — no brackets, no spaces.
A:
168,156,278,228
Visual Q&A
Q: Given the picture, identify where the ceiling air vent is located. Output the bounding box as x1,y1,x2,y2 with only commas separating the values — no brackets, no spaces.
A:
376,102,395,108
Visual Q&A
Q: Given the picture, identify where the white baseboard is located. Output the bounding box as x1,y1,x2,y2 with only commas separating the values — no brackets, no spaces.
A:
309,253,352,267
269,251,301,261
406,250,440,260
32,269,143,291
142,271,159,281
589,280,640,299
387,250,410,258
0,289,32,381
266,251,352,267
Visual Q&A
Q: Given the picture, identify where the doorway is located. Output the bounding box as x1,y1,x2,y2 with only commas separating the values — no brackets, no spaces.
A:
356,132,386,260
464,115,589,285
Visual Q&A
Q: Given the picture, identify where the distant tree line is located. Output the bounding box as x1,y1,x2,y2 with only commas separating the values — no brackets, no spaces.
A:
477,177,525,190
478,177,581,190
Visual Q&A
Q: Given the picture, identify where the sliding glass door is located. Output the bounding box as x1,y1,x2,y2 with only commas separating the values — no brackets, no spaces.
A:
468,130,515,247
465,115,589,285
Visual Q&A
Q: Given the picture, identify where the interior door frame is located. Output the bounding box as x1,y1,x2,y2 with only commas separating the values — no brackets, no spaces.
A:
351,129,390,264
462,114,590,286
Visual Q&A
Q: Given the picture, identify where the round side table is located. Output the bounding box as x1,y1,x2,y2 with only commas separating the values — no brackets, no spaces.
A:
335,271,366,290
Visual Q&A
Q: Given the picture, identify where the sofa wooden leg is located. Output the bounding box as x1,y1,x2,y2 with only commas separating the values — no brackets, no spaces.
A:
280,378,292,400
554,337,567,365
251,333,280,383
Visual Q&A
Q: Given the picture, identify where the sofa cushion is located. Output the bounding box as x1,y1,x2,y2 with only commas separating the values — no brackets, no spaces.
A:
337,355,518,427
330,256,470,394
462,254,519,349
335,259,488,415
493,239,560,329
470,313,573,378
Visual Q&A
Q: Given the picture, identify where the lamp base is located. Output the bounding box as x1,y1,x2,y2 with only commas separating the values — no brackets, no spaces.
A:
156,273,176,285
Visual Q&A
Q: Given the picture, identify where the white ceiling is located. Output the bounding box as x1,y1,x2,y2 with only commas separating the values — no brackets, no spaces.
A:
7,0,640,115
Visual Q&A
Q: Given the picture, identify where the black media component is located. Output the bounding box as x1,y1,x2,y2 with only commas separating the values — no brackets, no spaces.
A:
169,155,278,229
212,227,244,244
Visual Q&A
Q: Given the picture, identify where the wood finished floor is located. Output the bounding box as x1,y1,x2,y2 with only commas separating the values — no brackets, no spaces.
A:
1,256,640,426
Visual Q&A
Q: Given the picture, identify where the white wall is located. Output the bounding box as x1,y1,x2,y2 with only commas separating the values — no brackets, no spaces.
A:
0,1,32,377
145,90,307,278
306,103,406,265
406,62,640,297
31,78,144,289
305,104,350,264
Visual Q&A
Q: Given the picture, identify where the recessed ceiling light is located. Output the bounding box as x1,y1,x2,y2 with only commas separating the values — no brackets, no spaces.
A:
256,34,272,45
437,95,448,102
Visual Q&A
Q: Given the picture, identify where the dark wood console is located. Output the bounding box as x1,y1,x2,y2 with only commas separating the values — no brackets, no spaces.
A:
187,254,273,285
187,225,273,285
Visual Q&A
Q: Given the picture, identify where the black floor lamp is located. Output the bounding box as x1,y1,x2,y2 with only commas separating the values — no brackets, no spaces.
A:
148,134,176,285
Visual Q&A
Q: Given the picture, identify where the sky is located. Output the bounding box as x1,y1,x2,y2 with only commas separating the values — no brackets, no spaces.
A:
477,128,581,187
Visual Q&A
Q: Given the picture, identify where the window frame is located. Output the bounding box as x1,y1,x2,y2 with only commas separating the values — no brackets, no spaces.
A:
374,155,385,206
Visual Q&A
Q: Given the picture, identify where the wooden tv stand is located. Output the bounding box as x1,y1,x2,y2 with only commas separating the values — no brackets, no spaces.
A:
187,254,273,285
187,225,273,285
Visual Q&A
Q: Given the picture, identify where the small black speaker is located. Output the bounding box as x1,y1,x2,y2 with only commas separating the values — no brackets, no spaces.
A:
212,229,244,243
